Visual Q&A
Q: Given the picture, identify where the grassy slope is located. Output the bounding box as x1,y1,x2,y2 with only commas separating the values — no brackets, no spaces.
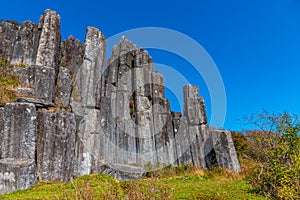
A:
0,61,31,106
0,62,20,106
0,166,265,200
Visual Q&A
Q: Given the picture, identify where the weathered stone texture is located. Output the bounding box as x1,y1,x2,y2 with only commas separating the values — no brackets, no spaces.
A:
0,107,4,158
76,108,101,176
55,67,72,108
28,65,56,102
16,98,54,108
71,27,106,111
10,21,41,65
210,129,241,171
184,85,207,125
0,21,19,62
0,158,36,194
173,117,193,165
60,36,84,76
101,164,145,180
1,103,36,159
36,9,61,72
37,110,76,182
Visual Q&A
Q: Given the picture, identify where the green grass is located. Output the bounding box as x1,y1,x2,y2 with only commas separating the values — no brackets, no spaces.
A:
0,61,31,106
0,166,266,200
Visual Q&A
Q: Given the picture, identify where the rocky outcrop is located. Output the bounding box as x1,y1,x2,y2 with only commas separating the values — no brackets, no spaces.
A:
0,9,240,194
37,110,76,182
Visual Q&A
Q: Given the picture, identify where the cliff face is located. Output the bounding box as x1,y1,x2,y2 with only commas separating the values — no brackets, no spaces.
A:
0,10,240,194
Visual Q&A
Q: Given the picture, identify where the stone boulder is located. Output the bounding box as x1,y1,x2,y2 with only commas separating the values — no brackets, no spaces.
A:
101,164,145,180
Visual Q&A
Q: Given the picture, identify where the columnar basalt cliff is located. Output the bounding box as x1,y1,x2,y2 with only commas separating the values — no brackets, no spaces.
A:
0,10,240,194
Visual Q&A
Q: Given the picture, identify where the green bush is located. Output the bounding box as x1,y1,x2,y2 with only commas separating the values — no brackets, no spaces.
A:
246,112,300,199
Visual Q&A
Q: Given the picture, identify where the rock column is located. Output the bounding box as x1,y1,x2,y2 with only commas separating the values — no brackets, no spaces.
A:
0,103,37,194
73,27,106,176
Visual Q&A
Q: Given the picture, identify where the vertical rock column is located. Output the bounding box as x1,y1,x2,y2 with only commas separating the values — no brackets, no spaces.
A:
0,107,4,158
173,116,193,165
56,36,84,109
133,48,156,166
35,9,61,72
114,41,135,165
152,72,176,165
0,103,37,194
0,21,19,62
21,9,61,103
27,65,56,102
37,110,76,182
73,27,106,176
10,21,41,65
183,85,207,167
105,38,139,166
1,103,37,159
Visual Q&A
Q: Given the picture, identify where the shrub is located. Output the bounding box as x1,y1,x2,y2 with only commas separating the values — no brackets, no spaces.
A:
245,111,300,199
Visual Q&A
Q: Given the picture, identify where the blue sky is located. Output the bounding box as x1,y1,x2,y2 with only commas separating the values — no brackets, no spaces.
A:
1,0,300,131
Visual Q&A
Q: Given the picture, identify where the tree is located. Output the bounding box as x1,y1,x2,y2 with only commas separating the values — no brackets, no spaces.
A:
245,111,300,199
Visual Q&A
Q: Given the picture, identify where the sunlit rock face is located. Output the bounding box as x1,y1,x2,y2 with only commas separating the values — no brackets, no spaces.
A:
0,9,240,194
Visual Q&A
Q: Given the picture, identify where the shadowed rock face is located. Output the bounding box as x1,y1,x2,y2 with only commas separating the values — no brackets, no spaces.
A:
0,9,240,194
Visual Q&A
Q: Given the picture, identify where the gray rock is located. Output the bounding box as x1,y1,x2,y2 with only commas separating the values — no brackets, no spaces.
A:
10,21,41,66
60,36,84,77
76,108,101,176
35,9,61,72
55,66,72,108
0,158,36,194
152,72,165,98
0,107,4,158
184,85,207,125
28,65,56,102
101,164,145,180
12,88,35,97
174,117,193,165
0,21,19,62
210,129,241,171
37,110,76,182
71,26,106,112
1,103,37,159
16,97,54,108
